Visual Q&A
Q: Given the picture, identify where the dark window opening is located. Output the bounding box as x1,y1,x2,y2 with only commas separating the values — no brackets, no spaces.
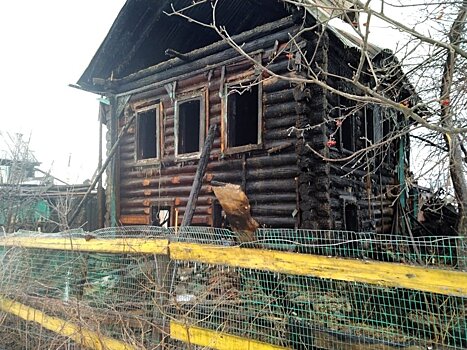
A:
344,203,359,231
151,206,171,228
227,84,260,148
212,200,231,230
178,99,201,155
383,108,398,136
373,105,383,142
341,115,354,151
365,105,383,145
137,108,158,160
383,109,397,164
383,117,390,136
366,107,375,144
212,200,224,228
212,201,224,228
334,96,355,152
365,105,385,167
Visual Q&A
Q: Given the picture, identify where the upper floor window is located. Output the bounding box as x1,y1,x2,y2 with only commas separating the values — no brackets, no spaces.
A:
334,95,356,152
174,90,206,160
365,105,383,146
364,104,386,167
223,80,262,153
136,105,160,161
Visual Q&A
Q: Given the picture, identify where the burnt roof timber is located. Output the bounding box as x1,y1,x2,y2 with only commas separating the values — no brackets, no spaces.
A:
79,1,178,87
112,3,170,79
110,17,297,95
78,0,291,92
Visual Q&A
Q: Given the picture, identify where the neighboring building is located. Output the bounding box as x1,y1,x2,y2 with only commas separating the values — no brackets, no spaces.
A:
0,157,99,232
0,158,42,185
77,0,415,233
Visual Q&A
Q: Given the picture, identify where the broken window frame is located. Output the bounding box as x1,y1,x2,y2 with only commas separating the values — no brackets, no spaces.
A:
335,95,356,153
339,195,359,231
134,103,162,163
382,107,398,164
222,77,263,154
151,204,173,228
364,104,383,146
174,89,207,161
364,104,385,167
344,202,359,232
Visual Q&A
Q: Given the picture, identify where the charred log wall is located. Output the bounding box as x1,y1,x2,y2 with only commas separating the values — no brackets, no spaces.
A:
114,19,303,228
324,32,399,234
108,16,400,232
293,26,333,230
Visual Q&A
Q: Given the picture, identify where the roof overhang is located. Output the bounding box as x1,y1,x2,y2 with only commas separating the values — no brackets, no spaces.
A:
76,0,400,96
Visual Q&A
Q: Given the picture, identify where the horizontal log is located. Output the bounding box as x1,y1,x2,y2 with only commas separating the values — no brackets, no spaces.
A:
120,185,213,198
264,89,295,105
330,163,395,182
262,75,296,93
212,167,297,185
329,175,368,190
253,216,296,228
233,153,297,168
249,193,297,204
264,128,295,141
264,101,297,118
246,166,298,181
120,174,214,189
121,205,213,216
265,114,298,130
251,204,297,216
262,59,291,76
130,86,167,104
246,179,296,193
265,140,296,153
372,208,394,217
120,148,296,175
119,214,150,225
120,196,213,208
119,207,148,215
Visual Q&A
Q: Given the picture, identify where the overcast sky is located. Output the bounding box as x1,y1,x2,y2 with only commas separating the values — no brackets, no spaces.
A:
0,1,126,184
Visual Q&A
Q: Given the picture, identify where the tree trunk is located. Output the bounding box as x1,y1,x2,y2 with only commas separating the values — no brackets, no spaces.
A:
440,0,467,269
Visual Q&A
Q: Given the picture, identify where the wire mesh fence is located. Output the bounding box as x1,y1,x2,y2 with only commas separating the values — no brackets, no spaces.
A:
173,227,465,267
170,264,466,349
0,227,465,350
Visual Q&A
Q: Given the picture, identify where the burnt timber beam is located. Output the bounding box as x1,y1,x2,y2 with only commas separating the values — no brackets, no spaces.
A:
115,16,295,86
181,124,217,226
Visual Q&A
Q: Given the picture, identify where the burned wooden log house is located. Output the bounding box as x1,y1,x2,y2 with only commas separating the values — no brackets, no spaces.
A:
77,0,414,233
